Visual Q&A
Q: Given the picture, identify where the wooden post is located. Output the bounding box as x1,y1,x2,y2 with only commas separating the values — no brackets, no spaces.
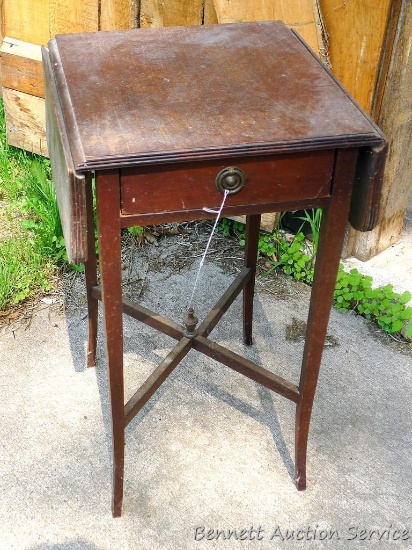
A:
319,0,392,113
344,0,412,260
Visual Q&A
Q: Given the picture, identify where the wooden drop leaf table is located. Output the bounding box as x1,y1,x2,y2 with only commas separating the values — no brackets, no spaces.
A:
42,21,386,517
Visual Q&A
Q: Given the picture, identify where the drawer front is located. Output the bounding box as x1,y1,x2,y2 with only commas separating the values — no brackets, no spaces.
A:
120,151,334,217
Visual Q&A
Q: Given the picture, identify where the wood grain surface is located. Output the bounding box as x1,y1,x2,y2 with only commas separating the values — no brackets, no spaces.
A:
319,0,392,113
0,37,43,97
346,0,412,259
49,22,379,171
213,0,321,54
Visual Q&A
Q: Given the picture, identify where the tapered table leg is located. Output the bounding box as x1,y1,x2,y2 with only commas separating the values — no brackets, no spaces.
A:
295,149,359,490
84,176,98,367
96,170,125,517
243,214,261,345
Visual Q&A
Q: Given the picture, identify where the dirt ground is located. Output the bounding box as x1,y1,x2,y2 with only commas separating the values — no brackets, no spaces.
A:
3,220,410,360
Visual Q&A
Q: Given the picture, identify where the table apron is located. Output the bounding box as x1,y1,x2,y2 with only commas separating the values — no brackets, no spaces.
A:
119,151,335,222
119,197,331,227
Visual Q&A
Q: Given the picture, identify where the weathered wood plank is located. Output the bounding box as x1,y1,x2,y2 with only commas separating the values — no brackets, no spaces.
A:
2,0,50,45
49,0,99,36
0,37,44,97
100,0,138,30
346,0,412,260
2,88,48,156
140,0,204,27
319,0,392,113
0,0,4,41
213,0,321,54
204,0,218,24
371,0,403,120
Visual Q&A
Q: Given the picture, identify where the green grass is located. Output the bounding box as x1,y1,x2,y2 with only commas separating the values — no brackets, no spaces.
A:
0,237,52,310
0,99,64,313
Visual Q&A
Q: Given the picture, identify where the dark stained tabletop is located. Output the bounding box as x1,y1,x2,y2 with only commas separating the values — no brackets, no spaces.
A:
48,21,383,172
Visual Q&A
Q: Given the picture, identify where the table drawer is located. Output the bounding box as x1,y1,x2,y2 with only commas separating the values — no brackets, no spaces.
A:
120,151,334,217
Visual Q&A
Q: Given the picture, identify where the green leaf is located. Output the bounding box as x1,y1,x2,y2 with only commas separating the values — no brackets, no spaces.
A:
400,291,411,304
391,319,404,333
400,307,412,320
383,284,394,293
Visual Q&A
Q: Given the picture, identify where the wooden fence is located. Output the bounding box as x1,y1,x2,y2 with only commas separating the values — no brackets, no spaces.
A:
0,0,410,260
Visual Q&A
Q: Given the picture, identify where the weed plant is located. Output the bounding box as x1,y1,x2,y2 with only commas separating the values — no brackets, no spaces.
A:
265,232,314,284
335,267,412,338
217,214,412,340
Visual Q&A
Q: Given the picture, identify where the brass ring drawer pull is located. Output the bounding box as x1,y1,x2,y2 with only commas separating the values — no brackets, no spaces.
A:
215,166,247,195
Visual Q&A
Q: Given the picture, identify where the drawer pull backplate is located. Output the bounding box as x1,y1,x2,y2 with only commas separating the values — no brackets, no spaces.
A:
216,166,247,195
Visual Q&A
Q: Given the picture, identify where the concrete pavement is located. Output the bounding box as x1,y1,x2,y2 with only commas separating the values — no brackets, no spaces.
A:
1,234,411,550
